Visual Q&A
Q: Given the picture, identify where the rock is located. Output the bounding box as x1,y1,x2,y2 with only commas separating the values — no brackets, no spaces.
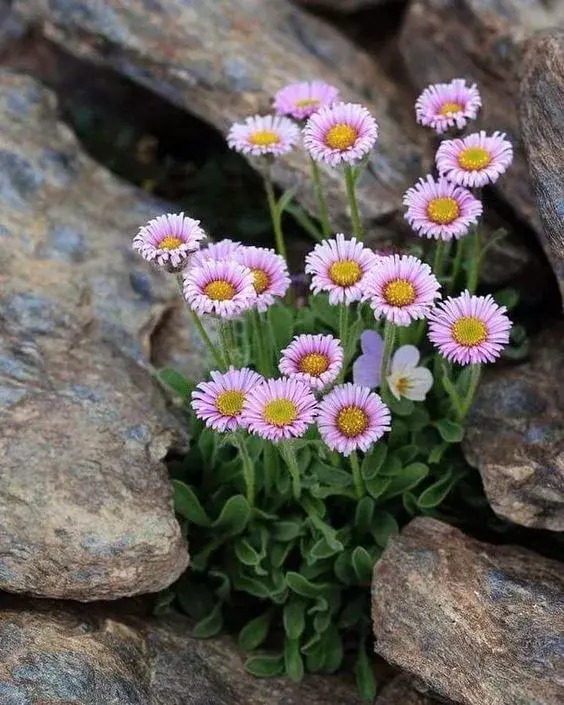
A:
463,324,564,531
0,70,192,600
0,598,362,704
15,0,431,237
375,675,440,705
399,0,564,299
372,517,564,705
520,30,564,277
296,0,402,13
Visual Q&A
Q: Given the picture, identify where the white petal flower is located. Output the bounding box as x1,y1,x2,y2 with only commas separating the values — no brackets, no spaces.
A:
387,345,433,401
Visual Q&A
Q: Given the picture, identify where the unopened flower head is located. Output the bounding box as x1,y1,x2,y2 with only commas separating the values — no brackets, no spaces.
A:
436,131,513,188
190,239,242,268
274,80,340,121
428,290,511,365
279,334,343,390
191,367,264,432
403,175,483,241
303,102,378,166
183,259,256,318
235,246,290,312
415,79,481,134
133,212,205,271
317,383,391,456
363,254,441,326
227,114,300,157
387,345,433,401
305,233,379,305
241,378,318,442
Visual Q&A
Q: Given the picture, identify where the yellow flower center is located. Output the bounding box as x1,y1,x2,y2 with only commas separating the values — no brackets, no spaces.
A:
457,146,491,171
394,376,412,396
383,279,416,307
215,390,245,416
328,260,362,287
438,101,463,116
262,398,297,427
298,353,329,377
336,406,368,438
157,236,183,250
452,316,487,346
248,130,280,147
295,98,320,109
324,123,358,151
204,279,236,301
426,197,460,225
252,268,270,295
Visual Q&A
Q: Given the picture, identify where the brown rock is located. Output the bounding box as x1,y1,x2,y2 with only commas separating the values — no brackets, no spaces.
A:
520,30,564,271
375,675,440,705
0,70,192,600
372,517,564,705
0,598,362,704
15,0,431,237
463,324,564,531
399,0,564,298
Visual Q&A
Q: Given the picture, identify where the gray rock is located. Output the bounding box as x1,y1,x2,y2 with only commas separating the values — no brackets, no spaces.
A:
296,0,403,12
374,675,441,705
463,324,564,531
0,599,362,704
0,70,192,600
372,517,564,705
16,0,431,238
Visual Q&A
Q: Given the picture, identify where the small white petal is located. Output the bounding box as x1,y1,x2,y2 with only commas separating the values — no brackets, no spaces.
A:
391,345,420,372
403,367,433,401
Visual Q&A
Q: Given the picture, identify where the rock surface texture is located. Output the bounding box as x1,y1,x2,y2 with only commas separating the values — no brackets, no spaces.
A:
374,675,440,704
15,0,430,237
0,70,191,600
520,30,564,266
399,0,564,299
0,599,362,704
372,517,564,705
464,324,564,531
296,0,401,12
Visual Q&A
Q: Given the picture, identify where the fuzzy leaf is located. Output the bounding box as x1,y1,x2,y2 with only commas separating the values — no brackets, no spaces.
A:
354,496,375,534
172,480,210,526
238,611,272,651
371,511,399,548
213,495,250,536
355,645,377,702
283,599,306,639
158,367,193,399
284,637,305,682
364,475,392,500
244,654,284,677
361,444,387,480
268,304,294,350
235,539,261,566
435,418,464,443
273,520,303,542
351,546,373,583
192,603,223,639
379,463,429,500
417,470,457,509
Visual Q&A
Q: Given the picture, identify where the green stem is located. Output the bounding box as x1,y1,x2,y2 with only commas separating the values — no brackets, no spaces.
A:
310,157,331,239
234,432,255,506
450,237,465,293
264,172,287,261
218,321,232,368
440,360,465,422
379,322,395,402
281,441,301,499
350,451,363,499
461,364,482,419
339,302,349,355
432,239,450,279
466,226,481,294
253,309,270,376
344,165,362,240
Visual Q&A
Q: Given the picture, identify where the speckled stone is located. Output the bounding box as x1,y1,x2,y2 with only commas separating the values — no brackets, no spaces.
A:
0,599,362,704
374,675,440,705
372,517,564,705
399,0,564,302
15,0,431,238
463,324,564,531
0,71,191,600
520,31,564,272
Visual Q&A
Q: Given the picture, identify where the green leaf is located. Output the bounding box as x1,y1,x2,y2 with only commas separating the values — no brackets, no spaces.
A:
192,603,223,639
212,495,250,536
238,611,272,651
284,637,305,682
273,520,303,542
172,480,210,526
283,599,306,639
387,396,414,417
286,202,323,242
198,428,217,466
494,287,519,310
406,407,430,432
365,475,392,500
309,538,341,561
310,294,339,331
334,550,355,586
311,461,353,488
379,462,429,500
245,654,284,677
403,491,419,516
321,625,343,673
396,444,419,465
209,570,231,601
177,580,214,620
379,454,402,477
267,304,294,350
277,186,298,215
286,572,328,608
361,444,387,480
158,367,192,399
234,573,271,599
351,546,373,583
301,633,322,655
338,595,365,629
435,418,464,443
235,539,261,566
354,496,375,534
371,511,399,548
428,441,449,465
355,645,377,702
417,470,456,509
271,541,295,568
152,589,175,616
313,611,332,634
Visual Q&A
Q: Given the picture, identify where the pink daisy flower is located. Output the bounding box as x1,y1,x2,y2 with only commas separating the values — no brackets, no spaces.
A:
303,103,378,166
191,367,264,432
234,246,290,312
363,254,441,326
227,115,300,157
241,378,317,442
403,175,483,241
436,131,513,188
305,233,379,305
132,212,206,271
190,239,242,268
279,334,343,391
428,290,511,365
415,79,481,134
182,259,256,318
317,383,391,456
273,81,340,121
